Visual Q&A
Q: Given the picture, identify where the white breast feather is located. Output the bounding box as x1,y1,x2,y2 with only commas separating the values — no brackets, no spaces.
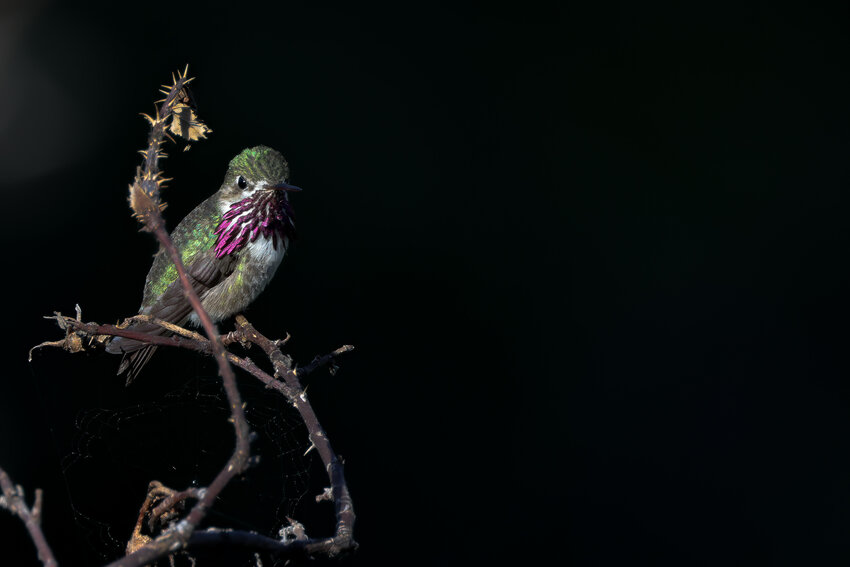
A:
247,234,287,270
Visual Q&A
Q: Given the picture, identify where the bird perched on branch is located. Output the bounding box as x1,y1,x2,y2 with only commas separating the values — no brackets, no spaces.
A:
106,145,301,383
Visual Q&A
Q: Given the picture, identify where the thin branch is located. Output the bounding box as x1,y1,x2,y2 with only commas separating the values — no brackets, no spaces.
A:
102,66,252,567
124,314,209,341
149,487,205,532
232,316,357,556
296,345,355,378
0,467,58,567
189,527,353,557
35,316,213,356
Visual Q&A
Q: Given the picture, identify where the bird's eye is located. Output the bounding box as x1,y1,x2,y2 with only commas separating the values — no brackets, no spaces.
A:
237,176,248,189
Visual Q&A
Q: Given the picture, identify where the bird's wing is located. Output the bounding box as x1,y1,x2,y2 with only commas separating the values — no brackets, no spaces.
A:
106,249,236,349
106,196,233,356
107,196,235,383
145,249,238,322
106,249,237,383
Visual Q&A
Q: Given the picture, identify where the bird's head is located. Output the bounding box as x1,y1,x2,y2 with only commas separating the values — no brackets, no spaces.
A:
219,145,301,204
213,145,300,258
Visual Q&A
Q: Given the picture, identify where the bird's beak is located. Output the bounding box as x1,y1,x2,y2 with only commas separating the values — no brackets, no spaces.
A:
269,182,302,192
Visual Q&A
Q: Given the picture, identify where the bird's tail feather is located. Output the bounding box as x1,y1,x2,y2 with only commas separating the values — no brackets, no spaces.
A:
106,321,168,385
117,345,159,385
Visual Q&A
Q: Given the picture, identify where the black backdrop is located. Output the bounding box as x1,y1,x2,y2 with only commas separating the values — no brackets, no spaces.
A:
3,1,850,565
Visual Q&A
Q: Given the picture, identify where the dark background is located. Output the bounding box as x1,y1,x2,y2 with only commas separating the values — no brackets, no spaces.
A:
2,1,850,565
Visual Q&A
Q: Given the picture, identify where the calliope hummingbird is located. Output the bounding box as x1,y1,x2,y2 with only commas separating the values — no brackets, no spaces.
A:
107,145,300,382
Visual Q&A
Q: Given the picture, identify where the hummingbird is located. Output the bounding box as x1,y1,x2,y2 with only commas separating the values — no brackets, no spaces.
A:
106,145,300,383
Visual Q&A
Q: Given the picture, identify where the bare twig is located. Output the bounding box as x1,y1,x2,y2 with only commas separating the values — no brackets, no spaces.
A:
149,487,205,532
102,66,251,567
0,467,58,567
122,314,209,341
232,316,357,556
296,345,355,378
34,316,214,357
